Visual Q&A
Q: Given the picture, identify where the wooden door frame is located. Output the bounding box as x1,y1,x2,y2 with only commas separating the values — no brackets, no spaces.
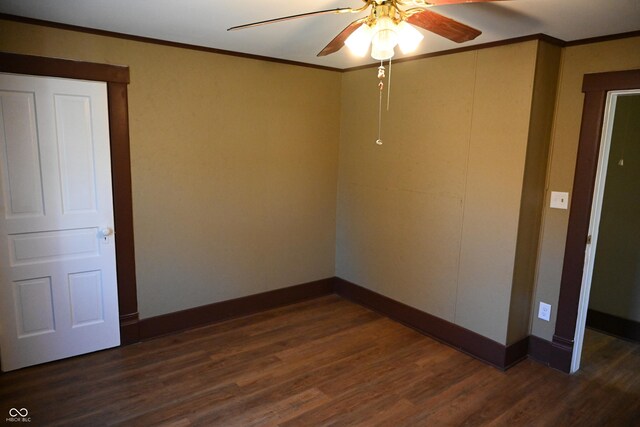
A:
0,51,140,344
550,68,640,372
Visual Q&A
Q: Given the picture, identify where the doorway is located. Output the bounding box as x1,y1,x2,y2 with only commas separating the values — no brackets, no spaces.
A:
550,68,640,373
0,52,140,364
571,90,640,373
0,73,123,371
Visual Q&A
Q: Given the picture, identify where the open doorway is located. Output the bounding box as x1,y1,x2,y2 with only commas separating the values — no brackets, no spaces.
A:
550,69,640,374
571,90,640,372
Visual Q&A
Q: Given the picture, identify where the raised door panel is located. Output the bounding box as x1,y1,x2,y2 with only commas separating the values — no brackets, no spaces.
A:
0,90,45,218
54,94,98,215
69,270,104,328
8,228,100,267
14,277,55,338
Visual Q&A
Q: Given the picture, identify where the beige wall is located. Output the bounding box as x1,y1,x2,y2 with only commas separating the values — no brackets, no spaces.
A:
530,36,640,340
0,19,342,318
507,41,561,344
337,41,540,345
3,16,639,345
589,94,640,322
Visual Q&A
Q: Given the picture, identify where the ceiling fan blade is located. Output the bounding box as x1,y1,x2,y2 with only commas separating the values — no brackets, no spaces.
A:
227,8,353,31
317,19,366,57
407,9,481,43
427,0,506,4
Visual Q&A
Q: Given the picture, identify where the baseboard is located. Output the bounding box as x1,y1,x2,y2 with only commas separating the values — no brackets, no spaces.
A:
549,335,573,373
528,334,553,365
333,277,528,370
505,336,530,369
527,311,640,373
119,312,140,345
132,275,551,372
526,334,572,373
587,309,640,343
138,278,334,340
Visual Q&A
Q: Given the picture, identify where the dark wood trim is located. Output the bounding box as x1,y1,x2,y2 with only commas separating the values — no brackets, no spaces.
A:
552,68,640,373
0,13,341,73
107,82,140,345
119,313,141,345
587,309,640,343
527,335,553,365
583,69,640,93
549,335,573,373
0,51,140,345
564,30,640,47
0,51,129,83
505,336,530,369
333,278,528,370
5,11,638,74
551,89,607,372
138,278,335,339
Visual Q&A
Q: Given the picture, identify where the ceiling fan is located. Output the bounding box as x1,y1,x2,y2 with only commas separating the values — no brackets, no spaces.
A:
228,0,503,61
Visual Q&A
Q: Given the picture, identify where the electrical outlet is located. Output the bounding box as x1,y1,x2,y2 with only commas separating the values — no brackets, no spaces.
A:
538,302,551,321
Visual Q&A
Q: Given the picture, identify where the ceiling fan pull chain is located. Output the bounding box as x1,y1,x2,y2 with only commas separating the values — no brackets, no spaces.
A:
387,57,392,112
377,88,383,145
376,61,385,145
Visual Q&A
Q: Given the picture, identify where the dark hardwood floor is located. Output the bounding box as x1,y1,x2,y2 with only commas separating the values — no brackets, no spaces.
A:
1,295,639,426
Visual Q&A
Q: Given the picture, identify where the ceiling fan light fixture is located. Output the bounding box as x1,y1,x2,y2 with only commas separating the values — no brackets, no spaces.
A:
396,21,424,54
344,23,373,57
371,44,395,61
231,0,489,61
371,16,398,51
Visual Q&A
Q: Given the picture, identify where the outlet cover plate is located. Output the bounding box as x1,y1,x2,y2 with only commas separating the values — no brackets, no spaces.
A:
538,302,551,321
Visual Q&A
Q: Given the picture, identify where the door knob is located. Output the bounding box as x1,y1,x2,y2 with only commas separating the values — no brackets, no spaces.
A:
100,227,114,238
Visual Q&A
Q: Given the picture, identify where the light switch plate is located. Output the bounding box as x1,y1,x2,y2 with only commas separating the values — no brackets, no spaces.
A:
550,191,569,209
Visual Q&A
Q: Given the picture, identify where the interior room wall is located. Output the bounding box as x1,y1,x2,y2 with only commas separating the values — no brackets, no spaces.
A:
0,19,342,319
336,41,540,345
3,16,639,349
530,36,640,341
506,41,561,344
588,94,640,322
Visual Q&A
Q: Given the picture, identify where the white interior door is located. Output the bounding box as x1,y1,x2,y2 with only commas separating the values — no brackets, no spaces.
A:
0,73,120,371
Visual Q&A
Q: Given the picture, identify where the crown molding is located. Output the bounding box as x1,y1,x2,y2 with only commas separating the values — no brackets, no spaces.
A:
0,13,342,73
2,13,638,73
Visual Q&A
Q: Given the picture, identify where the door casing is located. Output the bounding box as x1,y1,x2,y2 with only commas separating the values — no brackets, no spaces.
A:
550,68,640,373
0,51,140,345
569,89,640,373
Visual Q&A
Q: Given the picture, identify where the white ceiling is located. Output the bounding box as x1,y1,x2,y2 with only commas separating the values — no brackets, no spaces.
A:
1,0,639,70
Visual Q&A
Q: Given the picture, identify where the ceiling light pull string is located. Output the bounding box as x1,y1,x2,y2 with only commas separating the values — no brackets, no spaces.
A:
376,60,385,145
387,57,392,111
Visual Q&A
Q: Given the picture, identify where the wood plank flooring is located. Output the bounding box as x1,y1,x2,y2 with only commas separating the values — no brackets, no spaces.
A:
1,295,639,426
